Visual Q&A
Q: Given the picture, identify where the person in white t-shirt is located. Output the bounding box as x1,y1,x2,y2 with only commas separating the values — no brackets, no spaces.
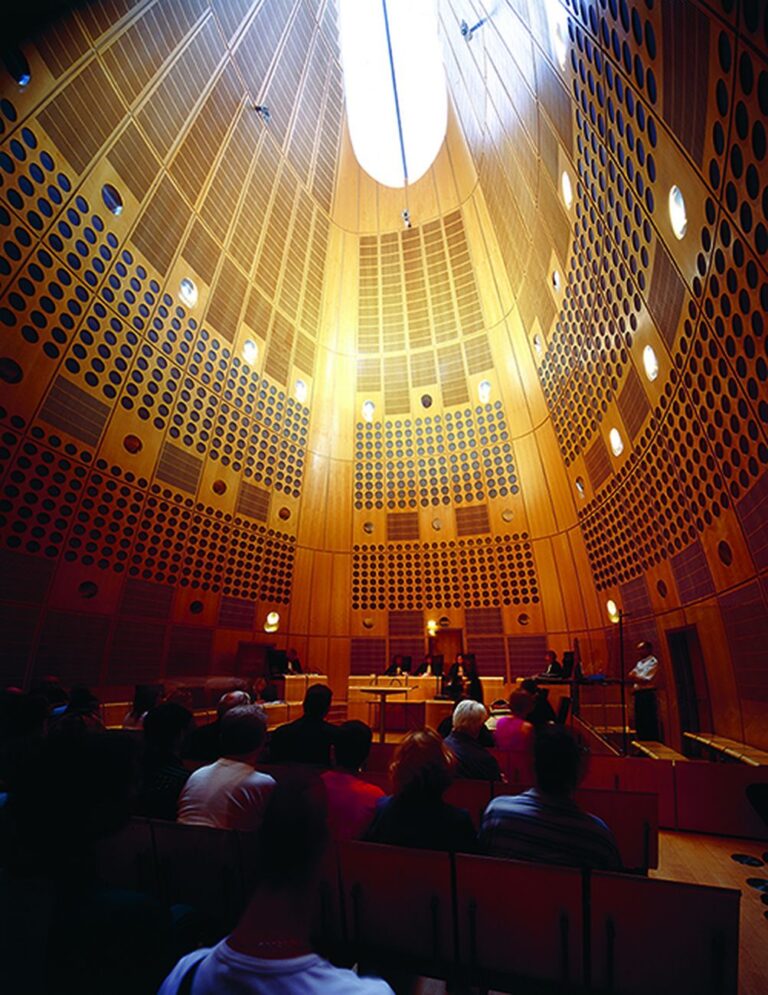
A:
177,704,275,831
160,774,393,995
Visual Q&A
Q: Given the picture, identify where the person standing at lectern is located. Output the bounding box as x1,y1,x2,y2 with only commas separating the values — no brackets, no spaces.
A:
285,647,303,674
629,641,660,740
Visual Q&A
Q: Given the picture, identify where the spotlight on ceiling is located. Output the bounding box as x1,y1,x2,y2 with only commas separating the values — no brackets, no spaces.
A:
254,104,271,124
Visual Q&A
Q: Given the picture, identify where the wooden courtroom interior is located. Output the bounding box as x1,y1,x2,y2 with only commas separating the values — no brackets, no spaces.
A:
1,1,768,992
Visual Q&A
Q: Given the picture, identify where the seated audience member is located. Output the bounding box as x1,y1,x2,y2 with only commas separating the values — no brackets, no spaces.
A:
322,721,384,840
268,684,337,765
480,725,621,870
444,654,483,704
365,729,477,852
32,675,69,715
494,690,535,751
520,678,557,728
542,650,563,678
178,705,275,831
3,731,177,995
49,685,104,739
252,676,279,703
136,702,193,821
182,690,251,764
159,775,393,995
444,700,501,781
122,684,162,730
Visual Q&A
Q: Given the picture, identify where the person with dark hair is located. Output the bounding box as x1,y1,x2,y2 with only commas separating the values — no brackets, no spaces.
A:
285,647,303,674
268,684,337,765
444,654,483,704
122,684,162,730
479,725,621,869
47,685,104,740
136,702,193,821
178,705,275,831
519,678,557,728
321,721,384,840
182,690,251,764
444,700,501,781
542,650,563,678
365,728,477,852
159,775,393,994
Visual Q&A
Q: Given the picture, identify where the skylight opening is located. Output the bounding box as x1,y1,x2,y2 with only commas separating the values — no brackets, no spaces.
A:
338,0,447,188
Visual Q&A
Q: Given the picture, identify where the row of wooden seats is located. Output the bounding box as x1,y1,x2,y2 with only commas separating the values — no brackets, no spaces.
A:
682,732,768,767
318,840,739,995
366,743,768,839
357,771,658,873
94,818,738,995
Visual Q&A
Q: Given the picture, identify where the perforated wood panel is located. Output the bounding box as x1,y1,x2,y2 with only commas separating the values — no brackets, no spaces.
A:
354,406,519,510
352,534,538,612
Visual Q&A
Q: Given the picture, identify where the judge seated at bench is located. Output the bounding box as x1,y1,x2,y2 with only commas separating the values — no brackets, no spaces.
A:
384,654,411,676
414,653,443,676
444,654,483,704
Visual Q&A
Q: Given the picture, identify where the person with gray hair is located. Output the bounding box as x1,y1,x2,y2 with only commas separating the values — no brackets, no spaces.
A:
444,699,501,781
177,704,275,831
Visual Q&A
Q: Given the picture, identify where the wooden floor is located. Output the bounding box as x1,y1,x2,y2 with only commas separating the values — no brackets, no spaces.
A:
650,830,768,995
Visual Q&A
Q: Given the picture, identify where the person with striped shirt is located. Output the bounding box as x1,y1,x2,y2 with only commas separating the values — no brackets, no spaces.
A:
479,725,621,870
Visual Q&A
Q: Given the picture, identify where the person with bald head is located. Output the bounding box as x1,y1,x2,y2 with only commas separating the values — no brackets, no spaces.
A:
182,689,251,764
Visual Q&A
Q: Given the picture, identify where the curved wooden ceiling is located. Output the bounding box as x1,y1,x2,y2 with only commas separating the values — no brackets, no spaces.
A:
0,0,767,747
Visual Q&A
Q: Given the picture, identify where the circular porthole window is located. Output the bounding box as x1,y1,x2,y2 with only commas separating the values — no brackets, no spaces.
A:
0,357,23,384
575,476,585,497
517,612,530,626
179,277,198,308
533,334,543,357
561,170,573,208
501,509,514,523
295,379,308,403
190,600,204,615
78,581,98,599
362,400,375,422
362,616,375,629
278,507,291,521
123,434,142,454
3,49,31,86
242,339,258,365
363,521,374,534
431,518,442,530
609,428,624,457
212,480,227,495
668,185,687,239
552,270,561,291
478,380,492,404
421,393,433,408
101,184,123,216
642,344,659,382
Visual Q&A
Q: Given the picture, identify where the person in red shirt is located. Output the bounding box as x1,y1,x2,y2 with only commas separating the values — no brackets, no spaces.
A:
321,721,384,840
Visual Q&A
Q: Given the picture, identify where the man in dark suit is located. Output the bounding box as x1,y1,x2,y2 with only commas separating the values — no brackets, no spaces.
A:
268,684,337,765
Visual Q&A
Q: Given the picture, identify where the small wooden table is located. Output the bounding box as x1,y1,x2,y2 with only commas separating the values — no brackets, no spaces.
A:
357,686,414,743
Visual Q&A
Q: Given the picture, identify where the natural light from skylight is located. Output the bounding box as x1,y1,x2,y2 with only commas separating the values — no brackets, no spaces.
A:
338,0,447,188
